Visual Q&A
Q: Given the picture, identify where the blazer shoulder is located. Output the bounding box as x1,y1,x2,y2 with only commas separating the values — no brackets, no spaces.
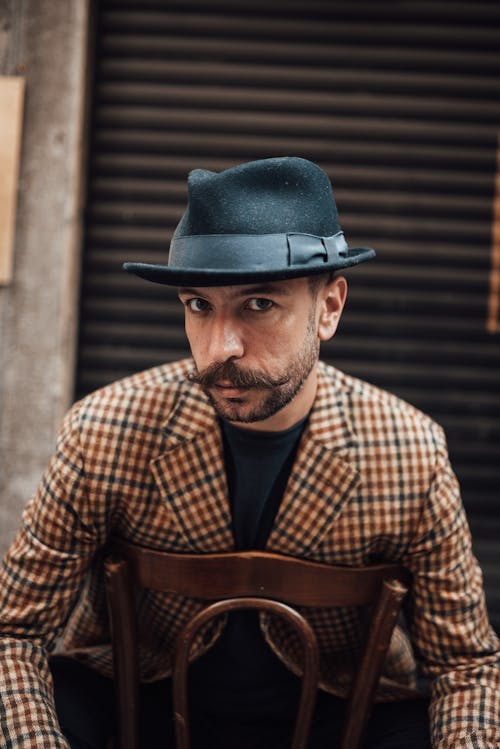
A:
318,361,446,449
66,359,194,443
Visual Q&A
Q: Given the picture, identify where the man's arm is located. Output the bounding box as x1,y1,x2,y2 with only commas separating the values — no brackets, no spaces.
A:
404,426,500,749
0,404,102,748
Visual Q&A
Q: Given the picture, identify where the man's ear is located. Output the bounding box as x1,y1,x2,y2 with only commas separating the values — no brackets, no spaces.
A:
317,276,348,341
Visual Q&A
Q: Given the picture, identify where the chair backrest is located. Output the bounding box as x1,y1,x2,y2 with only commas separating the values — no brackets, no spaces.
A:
104,538,410,749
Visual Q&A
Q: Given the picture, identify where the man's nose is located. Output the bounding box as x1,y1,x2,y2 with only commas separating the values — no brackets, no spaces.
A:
207,316,244,360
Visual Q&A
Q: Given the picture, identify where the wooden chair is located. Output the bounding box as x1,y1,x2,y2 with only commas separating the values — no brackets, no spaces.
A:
104,539,409,749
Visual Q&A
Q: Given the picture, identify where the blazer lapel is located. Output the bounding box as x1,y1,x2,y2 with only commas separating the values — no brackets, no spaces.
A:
267,364,360,556
150,363,359,556
150,382,234,552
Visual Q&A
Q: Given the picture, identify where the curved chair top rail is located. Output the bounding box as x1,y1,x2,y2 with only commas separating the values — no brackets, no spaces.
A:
108,538,409,607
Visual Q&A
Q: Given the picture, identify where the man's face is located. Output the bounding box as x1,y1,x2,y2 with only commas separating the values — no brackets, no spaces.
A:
178,276,346,429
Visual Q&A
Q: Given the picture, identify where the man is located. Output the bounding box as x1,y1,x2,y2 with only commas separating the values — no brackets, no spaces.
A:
0,157,499,748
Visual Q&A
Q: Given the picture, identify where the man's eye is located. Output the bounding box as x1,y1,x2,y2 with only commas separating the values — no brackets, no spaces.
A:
187,298,210,312
247,298,274,312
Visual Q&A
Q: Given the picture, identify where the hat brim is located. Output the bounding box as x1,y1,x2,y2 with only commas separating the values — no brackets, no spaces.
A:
123,246,375,287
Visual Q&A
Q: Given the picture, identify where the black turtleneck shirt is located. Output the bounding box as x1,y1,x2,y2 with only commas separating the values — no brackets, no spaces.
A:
189,415,308,719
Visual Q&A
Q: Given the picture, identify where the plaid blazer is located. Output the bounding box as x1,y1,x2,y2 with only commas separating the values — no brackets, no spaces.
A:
0,359,499,748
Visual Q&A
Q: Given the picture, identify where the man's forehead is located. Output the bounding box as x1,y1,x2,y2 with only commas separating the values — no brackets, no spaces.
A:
178,279,305,298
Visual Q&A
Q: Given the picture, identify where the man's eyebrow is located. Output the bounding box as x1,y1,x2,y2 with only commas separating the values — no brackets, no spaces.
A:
178,287,202,296
178,284,291,297
237,284,291,296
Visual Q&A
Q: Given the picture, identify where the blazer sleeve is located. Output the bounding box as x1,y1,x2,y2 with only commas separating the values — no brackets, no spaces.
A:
404,424,500,749
0,403,102,748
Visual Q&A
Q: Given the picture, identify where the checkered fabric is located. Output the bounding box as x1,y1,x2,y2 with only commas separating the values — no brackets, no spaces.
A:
0,360,499,748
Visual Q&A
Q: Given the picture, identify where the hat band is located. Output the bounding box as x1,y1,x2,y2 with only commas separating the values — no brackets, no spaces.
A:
169,232,348,271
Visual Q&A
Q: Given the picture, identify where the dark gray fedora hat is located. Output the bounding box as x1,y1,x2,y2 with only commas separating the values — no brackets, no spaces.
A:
123,157,375,286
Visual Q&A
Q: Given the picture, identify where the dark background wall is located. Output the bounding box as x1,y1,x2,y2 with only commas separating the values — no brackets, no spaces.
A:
76,0,500,629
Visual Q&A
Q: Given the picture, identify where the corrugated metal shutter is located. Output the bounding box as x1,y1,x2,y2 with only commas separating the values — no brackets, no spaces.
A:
77,0,500,629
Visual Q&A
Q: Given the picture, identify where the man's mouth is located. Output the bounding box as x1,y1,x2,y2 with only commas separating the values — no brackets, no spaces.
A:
213,380,250,397
188,361,289,391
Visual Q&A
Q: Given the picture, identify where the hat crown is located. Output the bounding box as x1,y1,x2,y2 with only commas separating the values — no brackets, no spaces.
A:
174,157,341,238
123,156,376,286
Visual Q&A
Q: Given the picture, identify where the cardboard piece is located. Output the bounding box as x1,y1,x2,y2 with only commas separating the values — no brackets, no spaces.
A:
0,76,25,285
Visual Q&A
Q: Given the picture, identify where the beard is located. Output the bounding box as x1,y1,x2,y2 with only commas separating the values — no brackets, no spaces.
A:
187,317,320,423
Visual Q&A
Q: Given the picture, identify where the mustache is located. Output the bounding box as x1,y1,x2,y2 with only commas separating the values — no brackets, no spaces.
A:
187,360,289,390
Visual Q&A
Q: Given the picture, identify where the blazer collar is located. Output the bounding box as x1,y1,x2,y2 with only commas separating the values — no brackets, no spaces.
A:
267,363,360,555
151,362,360,554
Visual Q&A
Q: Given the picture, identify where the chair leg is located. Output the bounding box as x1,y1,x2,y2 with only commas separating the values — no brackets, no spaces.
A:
105,558,140,749
340,578,408,749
